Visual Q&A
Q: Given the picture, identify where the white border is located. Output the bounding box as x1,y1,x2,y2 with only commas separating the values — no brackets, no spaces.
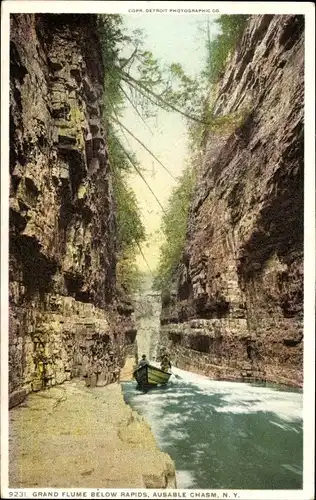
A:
1,2,315,500
1,1,316,14
302,3,316,498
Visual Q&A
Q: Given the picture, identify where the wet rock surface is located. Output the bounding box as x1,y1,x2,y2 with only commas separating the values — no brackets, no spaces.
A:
160,15,304,387
9,14,135,406
9,381,176,488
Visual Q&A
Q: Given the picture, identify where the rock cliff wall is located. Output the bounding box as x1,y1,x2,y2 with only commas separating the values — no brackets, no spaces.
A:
9,14,136,407
160,15,304,387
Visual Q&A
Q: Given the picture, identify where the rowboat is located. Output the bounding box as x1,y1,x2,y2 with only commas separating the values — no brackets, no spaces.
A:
133,364,171,388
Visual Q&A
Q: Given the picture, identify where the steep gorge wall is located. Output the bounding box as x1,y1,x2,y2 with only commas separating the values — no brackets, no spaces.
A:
9,14,136,407
160,15,304,387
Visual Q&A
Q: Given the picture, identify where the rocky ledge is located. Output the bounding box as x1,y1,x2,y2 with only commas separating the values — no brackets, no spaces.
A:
9,381,176,488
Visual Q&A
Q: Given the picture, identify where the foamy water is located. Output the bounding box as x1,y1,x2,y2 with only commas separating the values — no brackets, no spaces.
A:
122,365,303,489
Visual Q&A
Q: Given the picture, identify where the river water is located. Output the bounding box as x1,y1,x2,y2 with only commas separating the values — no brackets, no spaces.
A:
122,366,303,490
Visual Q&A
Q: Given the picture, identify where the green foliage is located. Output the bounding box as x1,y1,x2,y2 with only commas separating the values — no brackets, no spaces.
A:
98,14,209,126
97,13,250,142
108,133,146,294
116,248,143,294
96,16,148,294
97,14,202,294
112,168,145,252
97,15,126,118
187,15,250,151
112,166,146,294
188,98,251,152
153,166,196,293
153,15,250,293
96,14,250,294
204,15,249,83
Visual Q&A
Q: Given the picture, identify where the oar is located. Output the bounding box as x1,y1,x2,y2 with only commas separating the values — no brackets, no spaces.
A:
172,372,182,380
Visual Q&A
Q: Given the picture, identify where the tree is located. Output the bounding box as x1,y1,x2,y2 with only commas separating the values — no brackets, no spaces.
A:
203,15,249,83
153,166,196,293
152,15,250,293
96,14,250,293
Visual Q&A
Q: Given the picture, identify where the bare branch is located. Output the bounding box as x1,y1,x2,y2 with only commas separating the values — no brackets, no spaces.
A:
120,45,139,70
136,241,152,273
111,114,176,181
113,135,166,214
119,83,154,135
120,69,208,125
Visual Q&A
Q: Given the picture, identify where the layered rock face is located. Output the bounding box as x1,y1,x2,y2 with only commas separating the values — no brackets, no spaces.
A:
9,14,136,407
160,15,304,387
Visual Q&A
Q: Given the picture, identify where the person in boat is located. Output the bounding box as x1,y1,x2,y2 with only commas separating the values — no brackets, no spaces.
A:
159,347,167,361
160,352,172,373
138,354,149,368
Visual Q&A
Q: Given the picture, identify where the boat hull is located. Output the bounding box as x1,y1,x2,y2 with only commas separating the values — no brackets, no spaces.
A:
133,364,171,388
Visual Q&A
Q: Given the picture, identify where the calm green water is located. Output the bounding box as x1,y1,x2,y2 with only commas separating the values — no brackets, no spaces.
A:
122,367,303,490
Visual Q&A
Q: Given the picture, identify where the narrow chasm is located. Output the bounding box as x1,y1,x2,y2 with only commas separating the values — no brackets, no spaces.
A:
7,12,305,493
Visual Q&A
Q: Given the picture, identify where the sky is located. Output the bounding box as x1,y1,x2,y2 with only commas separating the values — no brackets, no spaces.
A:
120,14,221,273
